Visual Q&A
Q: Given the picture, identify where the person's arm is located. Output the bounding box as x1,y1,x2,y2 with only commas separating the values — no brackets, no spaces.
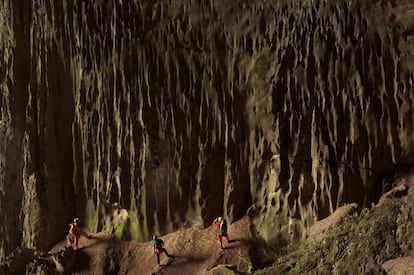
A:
69,223,74,235
212,220,220,237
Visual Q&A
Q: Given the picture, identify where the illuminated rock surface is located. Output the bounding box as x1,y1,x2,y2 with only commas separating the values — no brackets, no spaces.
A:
1,0,414,267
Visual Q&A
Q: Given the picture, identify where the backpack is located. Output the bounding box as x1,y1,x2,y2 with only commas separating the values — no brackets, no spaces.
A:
220,219,227,236
154,238,163,249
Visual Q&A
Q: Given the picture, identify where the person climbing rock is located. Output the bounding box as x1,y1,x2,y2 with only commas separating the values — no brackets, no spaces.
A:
68,218,92,250
151,235,171,266
212,216,231,249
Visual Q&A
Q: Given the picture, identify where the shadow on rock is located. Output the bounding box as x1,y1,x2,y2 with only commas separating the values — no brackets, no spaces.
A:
248,244,276,270
227,238,277,270
71,250,91,272
0,247,36,275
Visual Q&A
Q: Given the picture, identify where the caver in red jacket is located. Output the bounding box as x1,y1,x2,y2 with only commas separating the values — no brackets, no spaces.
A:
212,217,231,249
68,218,91,250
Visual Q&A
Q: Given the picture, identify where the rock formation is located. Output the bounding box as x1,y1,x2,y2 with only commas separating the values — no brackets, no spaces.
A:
1,0,414,262
259,169,414,274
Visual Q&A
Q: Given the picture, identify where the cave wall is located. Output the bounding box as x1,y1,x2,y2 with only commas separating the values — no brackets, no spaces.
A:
1,0,414,261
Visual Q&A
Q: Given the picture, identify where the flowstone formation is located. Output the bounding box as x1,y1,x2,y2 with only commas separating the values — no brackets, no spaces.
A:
1,0,414,262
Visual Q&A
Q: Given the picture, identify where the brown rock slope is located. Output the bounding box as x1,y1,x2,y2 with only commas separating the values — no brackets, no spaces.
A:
46,217,277,275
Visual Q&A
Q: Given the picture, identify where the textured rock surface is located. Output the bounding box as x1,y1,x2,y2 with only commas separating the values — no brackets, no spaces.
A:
382,257,414,275
1,0,414,262
306,203,358,242
257,171,414,274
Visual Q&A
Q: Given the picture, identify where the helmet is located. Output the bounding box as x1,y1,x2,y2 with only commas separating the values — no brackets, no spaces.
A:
73,218,80,223
217,217,222,222
152,235,157,240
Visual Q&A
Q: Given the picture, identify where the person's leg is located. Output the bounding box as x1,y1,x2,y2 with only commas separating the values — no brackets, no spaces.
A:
156,253,160,265
74,236,79,250
66,234,74,247
163,248,170,257
219,236,223,249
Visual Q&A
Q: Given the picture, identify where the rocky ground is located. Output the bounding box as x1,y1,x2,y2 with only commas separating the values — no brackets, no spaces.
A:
1,216,278,275
4,171,414,274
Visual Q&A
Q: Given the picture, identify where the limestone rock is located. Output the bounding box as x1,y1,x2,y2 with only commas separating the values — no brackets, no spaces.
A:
198,264,242,275
307,203,358,242
50,247,75,274
1,0,414,262
382,257,414,275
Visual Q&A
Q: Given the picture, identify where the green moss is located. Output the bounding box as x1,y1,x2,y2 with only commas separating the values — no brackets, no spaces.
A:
85,199,99,233
258,218,272,242
256,193,414,274
114,221,125,239
84,198,150,241
128,210,147,241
